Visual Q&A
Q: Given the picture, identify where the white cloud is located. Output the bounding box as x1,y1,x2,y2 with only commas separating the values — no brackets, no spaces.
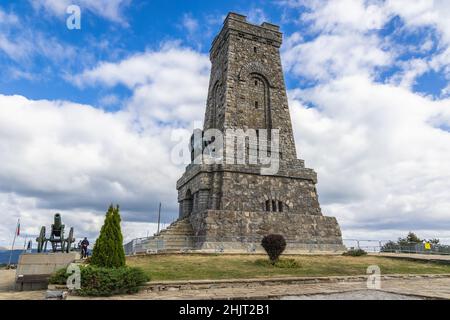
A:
182,13,199,35
281,0,450,89
281,1,393,82
300,0,390,33
0,8,19,25
246,8,268,25
0,192,162,249
2,2,450,248
0,44,209,247
29,0,130,24
0,93,185,246
0,95,180,206
0,34,29,61
0,8,29,60
283,32,392,81
385,0,450,43
0,7,81,70
72,43,210,127
121,221,159,243
279,0,450,241
389,58,430,89
98,94,121,108
289,75,450,240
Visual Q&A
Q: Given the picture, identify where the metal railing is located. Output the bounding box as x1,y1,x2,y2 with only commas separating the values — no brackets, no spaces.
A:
344,239,450,255
124,236,450,256
124,235,344,255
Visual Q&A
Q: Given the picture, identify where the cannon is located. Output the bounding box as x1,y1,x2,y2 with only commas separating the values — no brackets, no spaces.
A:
36,213,75,253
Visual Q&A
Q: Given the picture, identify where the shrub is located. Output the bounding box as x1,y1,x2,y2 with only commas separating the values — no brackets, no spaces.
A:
261,234,287,263
91,205,126,268
48,267,69,285
343,248,367,257
49,265,149,296
380,240,398,253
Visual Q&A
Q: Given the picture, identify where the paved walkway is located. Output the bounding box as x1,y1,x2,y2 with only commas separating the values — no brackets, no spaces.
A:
0,270,15,292
371,253,450,263
67,275,450,300
0,270,46,300
2,268,450,300
282,290,424,300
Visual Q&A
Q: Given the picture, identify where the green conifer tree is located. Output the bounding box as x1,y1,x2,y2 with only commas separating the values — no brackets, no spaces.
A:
90,204,126,268
112,205,126,267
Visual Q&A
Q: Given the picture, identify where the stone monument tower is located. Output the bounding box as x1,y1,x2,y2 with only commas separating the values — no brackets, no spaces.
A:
176,13,344,251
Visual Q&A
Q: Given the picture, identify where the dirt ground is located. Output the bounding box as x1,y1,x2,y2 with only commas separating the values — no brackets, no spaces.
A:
0,270,45,300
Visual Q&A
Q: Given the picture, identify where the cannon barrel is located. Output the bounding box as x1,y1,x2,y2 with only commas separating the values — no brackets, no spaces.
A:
53,213,62,228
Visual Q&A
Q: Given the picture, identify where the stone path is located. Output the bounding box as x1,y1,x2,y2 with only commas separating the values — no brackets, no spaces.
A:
372,253,450,263
281,290,424,300
2,268,450,300
67,275,450,300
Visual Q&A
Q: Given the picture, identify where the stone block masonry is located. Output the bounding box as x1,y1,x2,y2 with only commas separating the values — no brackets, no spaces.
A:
174,12,345,251
15,252,79,291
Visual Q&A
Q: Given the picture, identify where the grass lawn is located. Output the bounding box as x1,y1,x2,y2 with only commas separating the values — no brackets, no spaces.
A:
126,254,450,281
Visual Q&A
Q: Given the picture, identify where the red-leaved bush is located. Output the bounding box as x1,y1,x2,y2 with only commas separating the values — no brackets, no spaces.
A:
261,234,287,263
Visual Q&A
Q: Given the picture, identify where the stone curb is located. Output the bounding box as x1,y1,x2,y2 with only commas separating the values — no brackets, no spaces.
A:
142,274,450,292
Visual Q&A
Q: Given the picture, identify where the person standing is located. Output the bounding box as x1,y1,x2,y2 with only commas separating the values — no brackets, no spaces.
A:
80,237,89,259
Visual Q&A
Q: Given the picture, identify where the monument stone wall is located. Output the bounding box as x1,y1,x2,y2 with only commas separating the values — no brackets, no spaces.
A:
176,12,345,250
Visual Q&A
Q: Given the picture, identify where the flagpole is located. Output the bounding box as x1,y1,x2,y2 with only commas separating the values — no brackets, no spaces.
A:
8,218,19,268
23,234,28,252
157,202,161,234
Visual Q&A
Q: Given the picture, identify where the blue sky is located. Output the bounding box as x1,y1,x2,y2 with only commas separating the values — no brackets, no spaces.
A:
1,0,450,247
1,1,291,104
1,1,448,104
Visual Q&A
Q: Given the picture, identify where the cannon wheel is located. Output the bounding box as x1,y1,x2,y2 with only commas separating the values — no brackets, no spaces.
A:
59,226,65,253
66,227,74,253
36,226,46,253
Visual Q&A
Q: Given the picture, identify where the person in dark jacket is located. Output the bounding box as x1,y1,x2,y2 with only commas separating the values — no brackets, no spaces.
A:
80,237,89,258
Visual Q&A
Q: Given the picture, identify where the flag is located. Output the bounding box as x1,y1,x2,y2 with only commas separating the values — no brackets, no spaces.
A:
16,220,20,236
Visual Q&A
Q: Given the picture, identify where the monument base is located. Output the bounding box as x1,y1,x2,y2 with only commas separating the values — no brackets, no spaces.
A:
15,252,79,291
190,210,346,252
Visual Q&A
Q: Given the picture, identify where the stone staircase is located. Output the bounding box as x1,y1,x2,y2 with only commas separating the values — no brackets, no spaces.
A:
141,218,195,252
